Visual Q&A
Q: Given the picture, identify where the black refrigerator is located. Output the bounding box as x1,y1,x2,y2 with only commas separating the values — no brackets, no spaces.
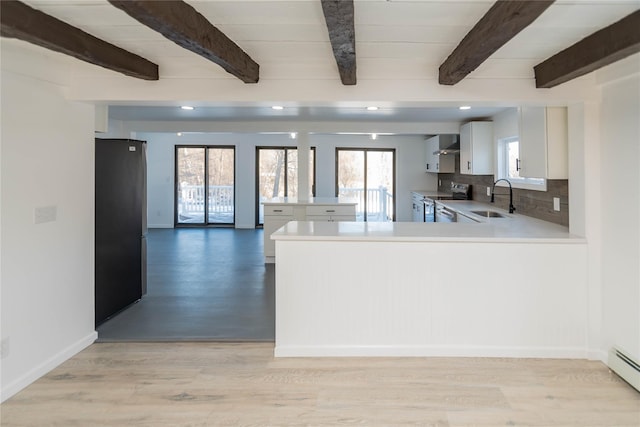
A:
95,138,147,326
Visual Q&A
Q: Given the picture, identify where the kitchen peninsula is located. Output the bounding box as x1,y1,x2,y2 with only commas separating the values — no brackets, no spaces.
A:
272,204,588,358
262,197,357,263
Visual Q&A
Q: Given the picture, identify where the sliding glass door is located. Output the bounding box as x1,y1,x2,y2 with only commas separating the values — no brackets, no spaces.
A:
256,147,315,225
336,148,395,222
175,146,235,226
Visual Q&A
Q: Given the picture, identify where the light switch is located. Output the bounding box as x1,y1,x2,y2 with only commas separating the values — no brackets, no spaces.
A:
34,205,57,224
553,197,560,211
487,187,491,196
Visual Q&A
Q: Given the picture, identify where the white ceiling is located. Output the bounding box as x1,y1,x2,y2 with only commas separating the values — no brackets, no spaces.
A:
21,0,640,123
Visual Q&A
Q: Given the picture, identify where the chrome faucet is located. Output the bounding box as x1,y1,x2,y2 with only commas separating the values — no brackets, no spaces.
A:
491,179,516,214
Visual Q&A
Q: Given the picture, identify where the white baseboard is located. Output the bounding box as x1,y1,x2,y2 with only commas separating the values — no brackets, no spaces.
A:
274,345,589,359
148,224,173,229
588,349,608,362
1,331,97,403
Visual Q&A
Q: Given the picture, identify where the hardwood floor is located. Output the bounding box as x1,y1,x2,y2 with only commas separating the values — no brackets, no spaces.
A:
96,228,274,341
2,343,639,426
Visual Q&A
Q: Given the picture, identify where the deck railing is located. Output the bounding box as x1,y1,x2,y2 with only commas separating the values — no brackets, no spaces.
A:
178,185,234,220
338,186,394,222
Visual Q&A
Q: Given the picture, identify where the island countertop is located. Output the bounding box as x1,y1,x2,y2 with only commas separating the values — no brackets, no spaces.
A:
262,197,357,206
271,200,584,243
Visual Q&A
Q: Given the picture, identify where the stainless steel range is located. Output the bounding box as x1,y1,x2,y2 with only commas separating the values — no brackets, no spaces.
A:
429,182,471,223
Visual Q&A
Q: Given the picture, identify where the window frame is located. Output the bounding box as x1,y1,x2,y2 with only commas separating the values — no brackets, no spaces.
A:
174,145,236,228
255,146,316,227
335,147,396,222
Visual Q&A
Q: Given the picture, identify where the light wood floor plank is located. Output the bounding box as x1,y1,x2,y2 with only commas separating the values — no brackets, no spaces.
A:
2,342,639,426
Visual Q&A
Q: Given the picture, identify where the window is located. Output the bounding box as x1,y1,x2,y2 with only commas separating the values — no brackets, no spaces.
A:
256,147,316,225
175,146,235,226
497,137,546,191
336,148,395,222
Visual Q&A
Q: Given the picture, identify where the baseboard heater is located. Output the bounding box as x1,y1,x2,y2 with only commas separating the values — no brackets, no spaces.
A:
608,347,640,392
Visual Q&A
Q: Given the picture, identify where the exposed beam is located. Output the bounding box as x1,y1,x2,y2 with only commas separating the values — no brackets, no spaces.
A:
534,9,640,88
108,0,259,84
0,0,158,80
321,0,356,85
439,0,554,85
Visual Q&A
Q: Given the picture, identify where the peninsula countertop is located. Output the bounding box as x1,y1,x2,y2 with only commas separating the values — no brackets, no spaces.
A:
271,201,584,243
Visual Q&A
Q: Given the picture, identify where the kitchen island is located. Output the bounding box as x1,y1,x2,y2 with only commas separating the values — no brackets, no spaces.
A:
272,203,588,358
262,197,357,263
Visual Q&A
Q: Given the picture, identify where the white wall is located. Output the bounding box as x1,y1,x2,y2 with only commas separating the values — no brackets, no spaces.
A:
140,132,433,228
1,69,97,401
597,60,640,362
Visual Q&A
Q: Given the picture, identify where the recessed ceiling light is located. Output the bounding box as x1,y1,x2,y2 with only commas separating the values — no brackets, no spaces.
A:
459,106,471,110
290,132,297,139
177,132,182,136
180,106,194,110
366,106,379,111
371,133,378,140
272,105,284,110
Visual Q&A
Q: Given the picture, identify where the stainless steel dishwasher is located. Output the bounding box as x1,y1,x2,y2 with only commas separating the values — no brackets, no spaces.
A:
435,203,457,222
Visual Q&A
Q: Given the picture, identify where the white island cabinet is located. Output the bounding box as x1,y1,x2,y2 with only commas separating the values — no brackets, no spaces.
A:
262,197,356,263
272,212,588,358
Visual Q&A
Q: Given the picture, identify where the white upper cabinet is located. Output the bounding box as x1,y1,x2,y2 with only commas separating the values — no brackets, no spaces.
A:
518,107,568,179
460,122,493,175
425,135,455,173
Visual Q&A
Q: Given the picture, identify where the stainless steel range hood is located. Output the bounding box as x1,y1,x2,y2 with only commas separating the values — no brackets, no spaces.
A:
432,135,460,155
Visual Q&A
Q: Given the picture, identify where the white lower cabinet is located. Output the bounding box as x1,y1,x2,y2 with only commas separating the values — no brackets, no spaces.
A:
263,201,356,262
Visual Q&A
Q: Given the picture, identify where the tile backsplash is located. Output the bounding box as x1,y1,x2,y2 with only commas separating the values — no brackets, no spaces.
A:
437,157,569,226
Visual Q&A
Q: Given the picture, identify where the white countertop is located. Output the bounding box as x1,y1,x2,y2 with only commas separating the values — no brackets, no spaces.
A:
411,190,453,199
271,200,584,243
262,197,357,206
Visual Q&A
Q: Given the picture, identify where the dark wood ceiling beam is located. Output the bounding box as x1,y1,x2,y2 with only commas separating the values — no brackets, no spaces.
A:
108,0,259,84
439,0,554,85
534,9,640,88
0,0,158,80
321,0,356,85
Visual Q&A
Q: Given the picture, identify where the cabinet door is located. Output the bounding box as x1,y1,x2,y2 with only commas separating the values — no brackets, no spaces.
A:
460,122,493,175
546,107,568,179
460,123,472,174
425,136,437,172
519,107,547,179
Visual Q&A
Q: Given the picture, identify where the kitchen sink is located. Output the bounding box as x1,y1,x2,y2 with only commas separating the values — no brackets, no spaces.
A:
470,210,506,218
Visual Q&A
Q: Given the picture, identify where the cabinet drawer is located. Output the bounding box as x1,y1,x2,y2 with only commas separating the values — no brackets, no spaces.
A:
306,215,356,222
264,205,294,216
306,205,355,216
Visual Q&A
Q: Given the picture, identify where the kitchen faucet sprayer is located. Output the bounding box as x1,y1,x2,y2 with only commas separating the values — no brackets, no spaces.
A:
491,179,516,214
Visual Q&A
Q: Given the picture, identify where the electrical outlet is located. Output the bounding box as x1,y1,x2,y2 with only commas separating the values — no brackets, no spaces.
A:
1,337,9,359
487,186,491,196
553,197,560,211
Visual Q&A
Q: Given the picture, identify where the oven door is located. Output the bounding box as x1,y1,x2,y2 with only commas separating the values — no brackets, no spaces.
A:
435,204,457,222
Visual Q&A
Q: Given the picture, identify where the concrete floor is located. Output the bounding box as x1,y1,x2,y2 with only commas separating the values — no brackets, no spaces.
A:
96,228,274,342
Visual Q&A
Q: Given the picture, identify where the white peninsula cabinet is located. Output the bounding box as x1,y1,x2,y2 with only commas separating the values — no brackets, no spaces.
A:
518,106,568,179
460,121,493,175
425,135,455,173
262,198,356,263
